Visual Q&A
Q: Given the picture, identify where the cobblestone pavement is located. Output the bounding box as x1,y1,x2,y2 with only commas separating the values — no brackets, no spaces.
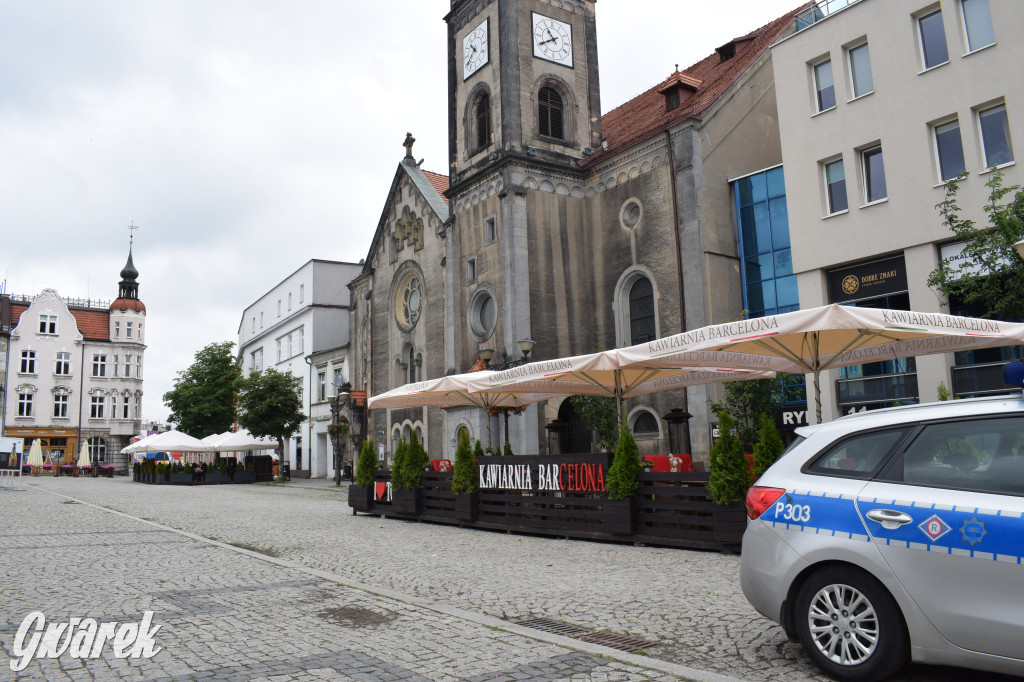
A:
6,477,1011,681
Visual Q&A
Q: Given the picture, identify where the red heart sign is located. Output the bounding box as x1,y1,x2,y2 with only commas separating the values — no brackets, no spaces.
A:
375,482,387,500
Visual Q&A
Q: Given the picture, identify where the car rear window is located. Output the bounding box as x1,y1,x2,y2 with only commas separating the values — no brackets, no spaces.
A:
806,428,911,478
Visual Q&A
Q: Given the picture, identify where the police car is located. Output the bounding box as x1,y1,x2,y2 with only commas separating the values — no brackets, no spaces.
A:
741,386,1024,681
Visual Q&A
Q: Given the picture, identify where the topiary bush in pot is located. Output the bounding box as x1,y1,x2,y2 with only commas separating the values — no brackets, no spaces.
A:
452,430,479,522
604,423,641,534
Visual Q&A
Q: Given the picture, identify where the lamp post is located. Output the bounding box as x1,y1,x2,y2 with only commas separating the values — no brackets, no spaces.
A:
478,339,536,450
329,382,352,486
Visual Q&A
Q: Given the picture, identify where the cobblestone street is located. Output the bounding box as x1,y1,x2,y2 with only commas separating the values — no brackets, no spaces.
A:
1,478,1004,681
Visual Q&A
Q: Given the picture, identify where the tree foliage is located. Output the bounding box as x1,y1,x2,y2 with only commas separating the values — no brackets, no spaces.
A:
355,438,377,487
710,374,801,452
236,367,305,462
606,424,641,499
927,171,1024,319
392,431,429,490
569,395,619,449
162,341,241,438
451,430,478,494
708,411,750,505
390,438,410,489
752,413,785,480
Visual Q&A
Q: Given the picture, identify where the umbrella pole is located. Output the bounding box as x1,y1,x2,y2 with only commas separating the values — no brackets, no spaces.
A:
813,370,822,423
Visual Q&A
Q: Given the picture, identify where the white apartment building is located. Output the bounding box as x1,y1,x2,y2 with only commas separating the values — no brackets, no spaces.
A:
772,0,1022,421
2,249,147,471
237,259,362,477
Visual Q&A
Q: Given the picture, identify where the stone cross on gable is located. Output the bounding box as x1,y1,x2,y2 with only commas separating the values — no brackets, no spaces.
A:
403,132,415,160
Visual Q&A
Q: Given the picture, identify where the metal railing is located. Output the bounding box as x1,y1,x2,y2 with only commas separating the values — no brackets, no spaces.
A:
836,371,919,408
952,362,1020,399
8,293,110,309
796,0,862,31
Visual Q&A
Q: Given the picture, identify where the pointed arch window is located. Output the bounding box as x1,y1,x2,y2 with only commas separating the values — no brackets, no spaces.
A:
475,92,491,149
538,86,564,139
628,277,655,344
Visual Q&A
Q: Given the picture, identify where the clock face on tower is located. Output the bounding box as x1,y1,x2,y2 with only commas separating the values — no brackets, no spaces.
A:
462,18,489,80
532,12,572,67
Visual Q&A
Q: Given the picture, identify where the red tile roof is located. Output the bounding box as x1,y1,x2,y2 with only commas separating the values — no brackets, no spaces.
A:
11,302,110,340
586,4,807,166
423,170,450,205
110,298,147,314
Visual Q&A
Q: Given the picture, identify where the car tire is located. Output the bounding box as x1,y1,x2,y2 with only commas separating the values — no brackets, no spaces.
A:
794,566,908,682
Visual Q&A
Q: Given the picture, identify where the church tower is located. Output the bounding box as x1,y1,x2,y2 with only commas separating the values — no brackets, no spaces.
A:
446,0,601,185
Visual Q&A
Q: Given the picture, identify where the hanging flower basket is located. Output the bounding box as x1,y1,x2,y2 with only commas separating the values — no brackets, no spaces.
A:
486,405,527,418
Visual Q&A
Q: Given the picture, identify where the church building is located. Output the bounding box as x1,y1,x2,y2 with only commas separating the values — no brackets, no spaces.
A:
349,0,804,463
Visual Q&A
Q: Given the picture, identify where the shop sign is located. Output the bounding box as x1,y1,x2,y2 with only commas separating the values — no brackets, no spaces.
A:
939,241,1012,279
776,405,809,428
829,256,907,303
478,461,606,492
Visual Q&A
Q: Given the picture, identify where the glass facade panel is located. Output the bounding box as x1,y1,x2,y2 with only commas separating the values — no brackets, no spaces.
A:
769,198,790,248
766,167,786,198
734,167,796,319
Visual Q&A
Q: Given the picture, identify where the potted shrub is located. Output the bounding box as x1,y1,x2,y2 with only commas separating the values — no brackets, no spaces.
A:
153,462,168,484
604,424,641,534
451,432,479,522
708,410,750,505
206,460,230,484
391,434,427,515
233,458,257,483
348,439,376,513
169,462,193,485
100,464,115,478
752,413,785,481
132,461,140,482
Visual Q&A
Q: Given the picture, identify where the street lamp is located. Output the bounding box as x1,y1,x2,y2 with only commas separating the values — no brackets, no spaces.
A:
329,382,352,486
478,340,538,451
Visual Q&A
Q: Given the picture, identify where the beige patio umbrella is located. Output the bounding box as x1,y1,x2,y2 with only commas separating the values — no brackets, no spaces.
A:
26,439,45,468
76,441,91,468
619,303,1024,421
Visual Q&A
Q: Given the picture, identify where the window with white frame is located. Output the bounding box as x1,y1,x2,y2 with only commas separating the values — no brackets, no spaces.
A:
276,337,286,362
251,317,256,333
114,321,120,338
918,9,949,70
861,146,888,203
54,351,71,375
112,355,119,377
135,396,141,419
89,437,106,463
123,395,130,419
333,366,344,393
20,350,36,374
138,323,143,340
934,119,966,181
18,393,33,417
978,103,1014,168
288,292,292,311
251,348,263,373
124,355,133,378
299,284,304,303
109,395,117,418
137,357,143,379
260,312,264,328
294,327,304,355
38,314,57,334
961,0,995,52
318,371,326,401
90,396,105,419
92,354,107,377
824,158,849,214
813,59,836,112
126,321,133,339
848,43,873,98
277,299,282,317
54,393,69,418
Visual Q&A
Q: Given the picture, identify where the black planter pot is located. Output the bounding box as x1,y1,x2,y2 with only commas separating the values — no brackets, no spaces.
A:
169,473,193,485
391,488,422,516
348,484,374,512
604,497,635,535
205,472,230,484
455,492,479,522
233,472,257,483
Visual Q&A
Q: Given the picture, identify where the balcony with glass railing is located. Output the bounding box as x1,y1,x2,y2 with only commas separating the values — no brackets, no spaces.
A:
795,0,863,31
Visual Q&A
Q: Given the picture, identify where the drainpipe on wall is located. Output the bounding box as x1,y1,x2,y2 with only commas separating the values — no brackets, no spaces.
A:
304,354,313,476
665,129,693,456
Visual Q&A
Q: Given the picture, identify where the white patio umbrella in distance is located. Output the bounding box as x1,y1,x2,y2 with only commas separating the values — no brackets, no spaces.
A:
212,430,277,452
76,441,91,468
121,430,213,454
26,439,45,467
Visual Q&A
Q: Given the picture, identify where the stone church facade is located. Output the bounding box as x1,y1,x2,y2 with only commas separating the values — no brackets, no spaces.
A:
350,0,803,464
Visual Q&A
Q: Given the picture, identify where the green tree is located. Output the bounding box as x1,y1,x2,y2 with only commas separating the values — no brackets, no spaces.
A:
927,171,1024,319
162,341,241,438
236,367,305,470
568,395,618,450
473,439,485,461
606,424,641,499
710,374,801,452
451,431,478,494
708,410,750,505
503,441,514,456
355,438,377,487
752,413,785,480
390,438,413,490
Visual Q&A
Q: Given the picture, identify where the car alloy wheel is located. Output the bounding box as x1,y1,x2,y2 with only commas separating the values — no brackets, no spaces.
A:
795,566,907,681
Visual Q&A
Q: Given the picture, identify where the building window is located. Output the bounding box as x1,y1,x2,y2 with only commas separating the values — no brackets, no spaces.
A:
848,43,873,98
126,322,133,339
538,86,564,139
124,355,133,378
824,159,848,214
134,396,141,419
918,9,949,70
484,216,496,244
862,146,887,203
251,317,255,333
18,393,33,417
294,328,304,355
961,0,995,52
395,272,423,331
38,314,57,334
630,410,660,439
89,437,106,463
934,119,966,181
813,59,836,112
288,293,292,311
260,312,264,328
112,355,119,377
90,396,105,419
734,167,798,318
277,299,281,317
137,357,143,379
474,92,491,149
469,289,497,340
466,258,477,284
978,103,1014,168
251,349,263,373
123,395,130,419
113,321,120,338
318,371,326,402
92,354,107,377
333,367,344,394
55,352,71,375
20,350,36,374
299,284,304,303
53,394,68,418
276,338,284,363
628,278,656,345
138,323,143,340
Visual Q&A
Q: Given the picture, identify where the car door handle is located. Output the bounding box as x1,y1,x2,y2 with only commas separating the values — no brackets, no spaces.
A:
866,509,914,530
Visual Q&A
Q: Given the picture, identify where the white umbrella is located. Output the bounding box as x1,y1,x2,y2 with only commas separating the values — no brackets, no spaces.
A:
121,429,213,454
212,430,277,452
368,371,559,411
76,441,90,467
201,431,233,447
26,439,45,467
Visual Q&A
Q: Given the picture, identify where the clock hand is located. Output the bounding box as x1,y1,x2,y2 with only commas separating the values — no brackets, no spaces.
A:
540,36,558,45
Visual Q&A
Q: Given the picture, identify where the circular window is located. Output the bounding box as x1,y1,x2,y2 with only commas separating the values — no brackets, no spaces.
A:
620,199,643,229
394,272,422,330
469,289,497,340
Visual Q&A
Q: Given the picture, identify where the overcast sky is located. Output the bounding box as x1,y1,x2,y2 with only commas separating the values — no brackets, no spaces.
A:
0,0,803,424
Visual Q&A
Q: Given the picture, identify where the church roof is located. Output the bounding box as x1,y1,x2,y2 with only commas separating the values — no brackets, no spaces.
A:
422,170,450,206
586,3,807,165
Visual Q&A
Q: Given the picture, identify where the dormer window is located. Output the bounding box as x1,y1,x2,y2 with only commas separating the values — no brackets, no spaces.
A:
658,71,702,112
